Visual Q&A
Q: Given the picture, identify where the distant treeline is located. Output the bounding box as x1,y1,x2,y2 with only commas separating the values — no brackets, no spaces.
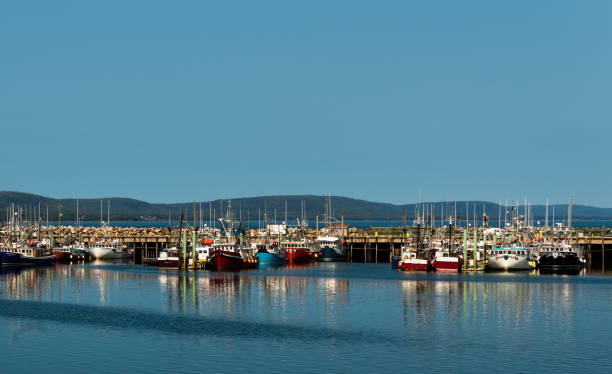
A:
1,191,611,222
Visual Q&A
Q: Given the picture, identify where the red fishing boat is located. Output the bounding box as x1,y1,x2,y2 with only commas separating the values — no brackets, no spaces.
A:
54,248,74,263
208,243,248,270
430,223,462,272
282,240,314,264
401,257,432,271
432,256,462,272
54,246,89,263
399,224,433,272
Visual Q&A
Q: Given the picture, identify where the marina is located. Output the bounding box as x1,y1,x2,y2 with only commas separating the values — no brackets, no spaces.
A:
3,1,612,372
2,222,611,271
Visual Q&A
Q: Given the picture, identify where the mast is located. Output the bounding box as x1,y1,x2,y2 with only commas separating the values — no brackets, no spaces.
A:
402,208,406,256
552,204,555,228
193,201,196,228
568,199,573,230
58,201,62,244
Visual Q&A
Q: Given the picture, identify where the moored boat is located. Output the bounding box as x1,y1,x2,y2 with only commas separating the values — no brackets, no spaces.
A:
89,241,129,259
208,243,247,270
195,243,211,264
317,236,345,262
538,251,583,274
257,244,286,265
283,240,314,264
1,245,56,266
432,256,462,272
157,247,181,270
486,247,532,271
54,247,74,263
399,223,433,272
402,257,432,271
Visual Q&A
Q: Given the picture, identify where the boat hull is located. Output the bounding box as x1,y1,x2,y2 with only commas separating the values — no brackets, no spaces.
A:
1,252,56,266
90,247,129,259
538,253,583,274
208,250,246,270
432,257,462,272
486,255,532,271
257,251,285,265
319,247,346,262
286,248,313,264
157,259,181,270
391,255,402,269
539,264,583,274
54,251,74,263
401,259,431,271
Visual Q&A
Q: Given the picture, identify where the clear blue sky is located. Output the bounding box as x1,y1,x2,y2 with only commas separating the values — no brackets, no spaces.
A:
1,1,610,206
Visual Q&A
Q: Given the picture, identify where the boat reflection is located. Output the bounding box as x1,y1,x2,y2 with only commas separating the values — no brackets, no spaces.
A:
399,275,578,335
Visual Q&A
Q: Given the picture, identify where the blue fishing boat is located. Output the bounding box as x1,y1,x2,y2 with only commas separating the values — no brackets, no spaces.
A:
257,245,286,265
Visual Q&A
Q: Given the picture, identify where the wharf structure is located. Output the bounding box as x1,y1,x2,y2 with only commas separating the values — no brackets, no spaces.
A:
1,225,611,270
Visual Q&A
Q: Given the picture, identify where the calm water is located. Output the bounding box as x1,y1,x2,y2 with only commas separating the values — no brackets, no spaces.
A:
2,263,612,373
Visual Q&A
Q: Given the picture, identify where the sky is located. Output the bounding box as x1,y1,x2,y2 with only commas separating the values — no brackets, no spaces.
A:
1,1,611,206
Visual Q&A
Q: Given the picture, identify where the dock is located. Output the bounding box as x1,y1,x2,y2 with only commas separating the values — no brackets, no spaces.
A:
1,225,611,270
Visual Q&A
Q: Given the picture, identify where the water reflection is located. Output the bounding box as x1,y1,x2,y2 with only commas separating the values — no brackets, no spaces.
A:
0,264,609,374
0,265,583,336
398,275,579,336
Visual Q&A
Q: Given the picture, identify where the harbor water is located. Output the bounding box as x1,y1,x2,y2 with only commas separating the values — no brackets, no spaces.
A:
2,263,612,373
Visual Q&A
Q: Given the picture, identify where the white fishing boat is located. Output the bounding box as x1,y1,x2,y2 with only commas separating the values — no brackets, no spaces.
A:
193,245,211,264
486,247,532,271
157,247,181,269
89,241,128,259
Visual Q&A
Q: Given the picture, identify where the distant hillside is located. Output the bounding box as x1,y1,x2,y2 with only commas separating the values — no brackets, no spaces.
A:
1,191,612,223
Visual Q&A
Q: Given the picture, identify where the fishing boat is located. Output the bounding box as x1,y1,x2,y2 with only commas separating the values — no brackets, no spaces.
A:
431,224,462,272
317,236,345,262
157,247,181,270
207,200,257,270
1,245,55,266
89,241,129,259
54,247,76,263
486,247,532,271
257,243,286,265
208,243,247,270
195,243,212,264
283,240,314,264
537,245,583,274
316,195,346,262
400,224,433,271
432,256,461,272
69,243,93,262
400,249,432,271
